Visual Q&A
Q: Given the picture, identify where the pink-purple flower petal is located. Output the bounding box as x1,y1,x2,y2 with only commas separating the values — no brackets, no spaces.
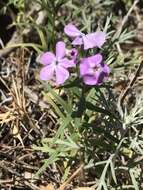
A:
40,63,55,81
64,23,81,37
39,52,55,65
59,58,75,68
87,31,106,48
56,41,66,59
80,58,92,76
55,65,69,85
88,54,103,67
82,35,94,50
72,36,83,45
83,75,99,85
96,71,107,85
102,64,110,75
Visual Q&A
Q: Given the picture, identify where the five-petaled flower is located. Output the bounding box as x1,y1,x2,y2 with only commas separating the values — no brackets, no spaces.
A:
80,53,110,85
39,41,75,85
64,23,106,50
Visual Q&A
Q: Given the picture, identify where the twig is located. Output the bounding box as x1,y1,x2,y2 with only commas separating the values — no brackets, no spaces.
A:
0,179,13,184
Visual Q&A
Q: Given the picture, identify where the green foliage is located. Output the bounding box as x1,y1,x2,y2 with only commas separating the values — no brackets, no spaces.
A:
9,0,24,8
6,0,24,11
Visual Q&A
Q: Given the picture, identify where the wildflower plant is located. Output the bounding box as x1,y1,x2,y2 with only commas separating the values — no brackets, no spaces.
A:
35,20,114,181
3,0,142,189
33,0,143,188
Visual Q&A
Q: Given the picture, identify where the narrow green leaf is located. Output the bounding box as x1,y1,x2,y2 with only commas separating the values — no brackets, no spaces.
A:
54,115,73,139
86,101,118,119
44,93,65,118
46,84,71,113
102,181,108,190
35,153,59,176
110,161,117,184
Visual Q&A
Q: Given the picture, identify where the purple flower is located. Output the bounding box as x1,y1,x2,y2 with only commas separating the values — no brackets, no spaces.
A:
80,53,110,85
39,41,75,85
64,23,106,50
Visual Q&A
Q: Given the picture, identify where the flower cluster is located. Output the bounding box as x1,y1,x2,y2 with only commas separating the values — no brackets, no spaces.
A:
38,23,110,86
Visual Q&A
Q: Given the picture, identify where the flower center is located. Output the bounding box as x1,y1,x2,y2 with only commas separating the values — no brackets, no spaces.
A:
55,60,59,65
92,66,100,74
54,57,61,65
71,51,75,56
